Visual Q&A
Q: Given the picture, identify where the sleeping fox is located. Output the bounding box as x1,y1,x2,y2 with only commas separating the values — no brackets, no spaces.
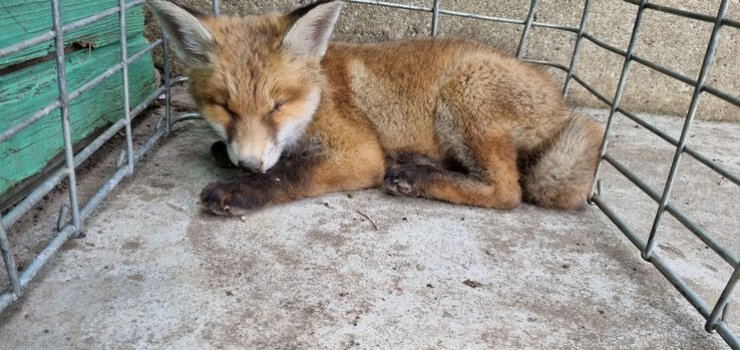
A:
147,0,604,216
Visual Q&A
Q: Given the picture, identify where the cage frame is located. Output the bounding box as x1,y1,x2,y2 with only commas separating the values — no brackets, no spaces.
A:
0,0,737,348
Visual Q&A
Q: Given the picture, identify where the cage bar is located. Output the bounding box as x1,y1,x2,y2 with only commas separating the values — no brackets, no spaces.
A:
431,0,441,36
589,0,648,202
643,0,730,260
118,0,136,176
708,266,740,332
563,0,591,96
162,32,173,134
50,0,82,234
0,221,21,297
212,0,220,16
516,0,537,58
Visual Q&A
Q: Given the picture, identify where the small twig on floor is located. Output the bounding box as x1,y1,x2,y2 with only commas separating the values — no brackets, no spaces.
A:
355,210,378,231
463,279,483,288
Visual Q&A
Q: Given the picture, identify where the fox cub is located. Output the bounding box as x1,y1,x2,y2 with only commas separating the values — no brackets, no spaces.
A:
147,0,604,216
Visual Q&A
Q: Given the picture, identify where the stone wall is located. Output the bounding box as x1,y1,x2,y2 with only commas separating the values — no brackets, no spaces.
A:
145,0,740,121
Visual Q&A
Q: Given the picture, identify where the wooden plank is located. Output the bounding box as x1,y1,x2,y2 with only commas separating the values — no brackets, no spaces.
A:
0,0,144,69
0,35,156,195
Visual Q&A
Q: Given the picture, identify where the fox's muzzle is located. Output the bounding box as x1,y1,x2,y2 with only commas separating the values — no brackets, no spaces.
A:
239,156,264,173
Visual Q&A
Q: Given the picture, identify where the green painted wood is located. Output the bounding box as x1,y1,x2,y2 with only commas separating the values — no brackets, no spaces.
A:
0,35,156,195
0,0,144,69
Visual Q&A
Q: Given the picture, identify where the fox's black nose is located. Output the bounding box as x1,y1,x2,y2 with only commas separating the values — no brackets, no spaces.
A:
240,157,264,173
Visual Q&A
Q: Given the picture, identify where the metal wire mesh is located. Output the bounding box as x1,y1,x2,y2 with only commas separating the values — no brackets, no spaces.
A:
0,1,737,348
0,0,173,310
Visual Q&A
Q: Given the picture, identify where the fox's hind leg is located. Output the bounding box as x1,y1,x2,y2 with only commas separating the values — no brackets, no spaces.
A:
384,129,522,209
384,61,529,209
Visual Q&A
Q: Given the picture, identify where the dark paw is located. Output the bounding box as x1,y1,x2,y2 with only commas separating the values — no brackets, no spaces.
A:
384,164,435,197
200,181,269,216
210,141,237,169
200,182,235,216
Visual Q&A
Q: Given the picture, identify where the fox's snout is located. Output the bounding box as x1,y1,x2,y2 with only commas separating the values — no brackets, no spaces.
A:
225,143,263,172
238,157,264,173
224,139,278,173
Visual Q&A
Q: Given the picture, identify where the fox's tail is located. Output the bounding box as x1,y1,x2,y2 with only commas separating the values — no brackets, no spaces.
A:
521,114,604,210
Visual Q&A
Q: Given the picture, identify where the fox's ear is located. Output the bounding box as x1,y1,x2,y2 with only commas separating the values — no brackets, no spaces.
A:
283,1,343,59
146,0,216,66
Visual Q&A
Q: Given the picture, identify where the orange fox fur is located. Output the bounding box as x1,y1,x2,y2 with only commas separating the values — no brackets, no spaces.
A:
147,0,604,215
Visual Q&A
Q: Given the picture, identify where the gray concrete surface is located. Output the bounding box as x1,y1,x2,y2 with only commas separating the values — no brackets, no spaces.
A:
0,87,738,349
145,0,740,122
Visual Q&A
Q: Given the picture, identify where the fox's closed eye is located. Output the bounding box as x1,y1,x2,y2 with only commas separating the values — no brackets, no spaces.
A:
264,101,285,120
272,101,285,112
219,104,238,120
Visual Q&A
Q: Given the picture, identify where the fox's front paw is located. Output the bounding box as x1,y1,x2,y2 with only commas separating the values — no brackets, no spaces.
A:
384,164,434,197
200,182,239,216
200,181,269,216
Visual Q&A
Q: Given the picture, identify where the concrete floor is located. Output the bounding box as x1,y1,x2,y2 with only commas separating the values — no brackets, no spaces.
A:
0,98,738,349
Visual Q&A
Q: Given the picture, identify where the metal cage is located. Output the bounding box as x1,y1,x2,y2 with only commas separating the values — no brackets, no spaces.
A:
0,0,737,348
